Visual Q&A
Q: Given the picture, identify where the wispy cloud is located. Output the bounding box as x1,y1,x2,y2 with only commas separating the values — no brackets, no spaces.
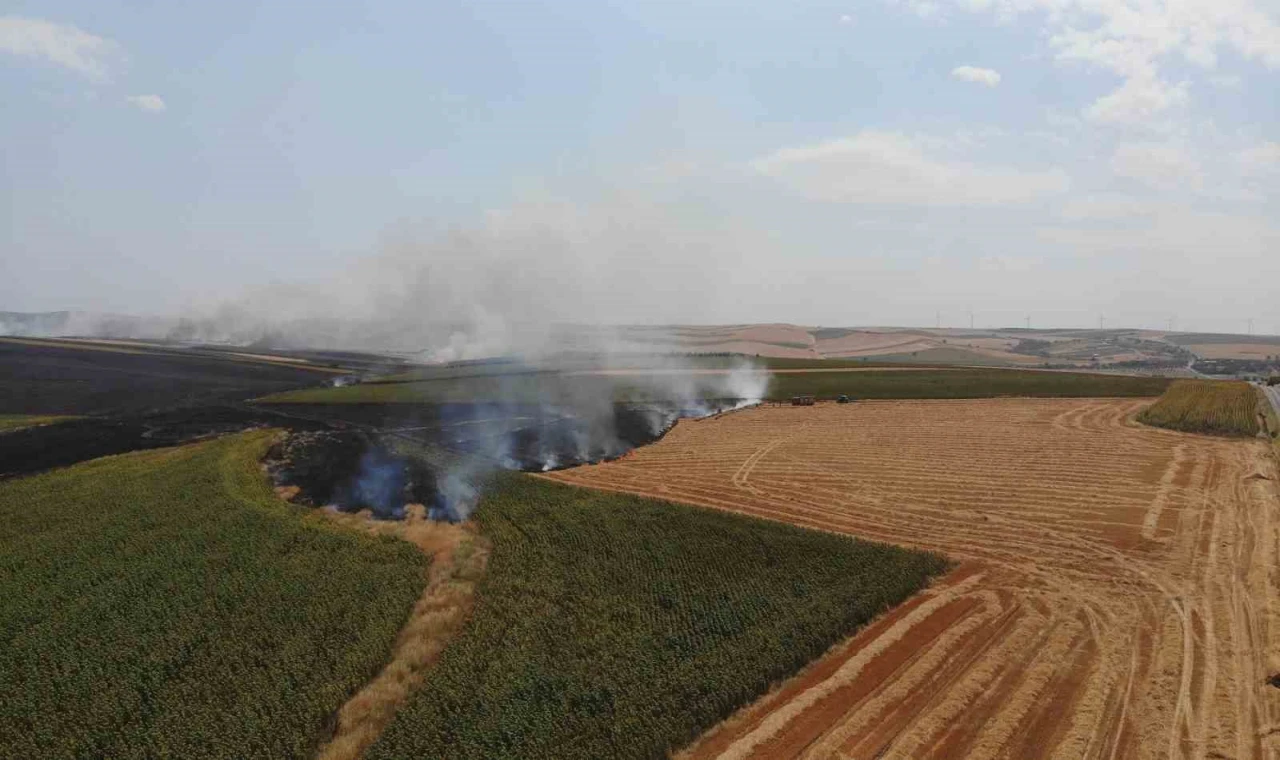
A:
0,16,120,81
893,0,942,20
897,0,1280,125
1083,74,1188,125
951,65,1001,86
1236,141,1280,173
1110,141,1201,190
126,94,166,113
751,130,1068,206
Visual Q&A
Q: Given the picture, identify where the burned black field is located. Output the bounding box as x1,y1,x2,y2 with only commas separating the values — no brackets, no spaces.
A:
0,339,339,415
0,341,748,518
0,405,330,478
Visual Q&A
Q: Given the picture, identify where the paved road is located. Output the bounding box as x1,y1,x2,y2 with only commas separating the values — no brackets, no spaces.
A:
1263,382,1280,417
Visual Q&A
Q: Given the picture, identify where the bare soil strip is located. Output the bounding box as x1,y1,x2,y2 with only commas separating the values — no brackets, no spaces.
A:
546,399,1280,759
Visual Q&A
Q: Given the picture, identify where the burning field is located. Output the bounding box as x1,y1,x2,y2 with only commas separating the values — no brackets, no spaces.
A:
256,397,763,521
8,333,1279,758
0,338,771,520
547,398,1280,759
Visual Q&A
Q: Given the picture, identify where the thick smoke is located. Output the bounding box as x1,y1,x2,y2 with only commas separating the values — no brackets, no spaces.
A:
19,201,773,521
417,357,769,520
188,202,774,521
0,310,176,340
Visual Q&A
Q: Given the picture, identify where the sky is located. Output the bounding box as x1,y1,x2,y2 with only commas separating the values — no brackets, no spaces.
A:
2,0,1279,335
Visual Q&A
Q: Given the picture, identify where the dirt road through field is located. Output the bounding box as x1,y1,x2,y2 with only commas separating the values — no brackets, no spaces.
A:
545,399,1280,759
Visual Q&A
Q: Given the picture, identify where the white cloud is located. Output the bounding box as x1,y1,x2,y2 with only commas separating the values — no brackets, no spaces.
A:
894,0,943,20
951,65,1001,86
1084,74,1188,124
126,94,166,113
905,0,1280,126
839,14,855,25
1209,74,1243,89
0,16,119,81
1235,141,1280,173
1110,142,1201,190
751,130,1068,206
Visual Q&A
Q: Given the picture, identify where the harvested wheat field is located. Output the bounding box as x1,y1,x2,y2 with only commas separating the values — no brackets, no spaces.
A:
545,398,1280,759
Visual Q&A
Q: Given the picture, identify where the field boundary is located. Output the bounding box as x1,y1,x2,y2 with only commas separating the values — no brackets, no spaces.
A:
544,398,1280,758
306,502,489,760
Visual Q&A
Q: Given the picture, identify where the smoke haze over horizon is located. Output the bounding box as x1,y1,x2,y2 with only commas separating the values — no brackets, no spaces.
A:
3,2,1280,336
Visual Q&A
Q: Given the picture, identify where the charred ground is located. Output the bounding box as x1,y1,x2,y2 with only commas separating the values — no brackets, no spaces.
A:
0,341,753,521
0,339,344,415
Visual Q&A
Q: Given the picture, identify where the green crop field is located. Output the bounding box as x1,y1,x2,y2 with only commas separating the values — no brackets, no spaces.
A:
361,355,940,386
768,368,1170,400
261,367,1169,405
367,474,947,759
0,414,72,432
0,431,426,759
1137,380,1262,437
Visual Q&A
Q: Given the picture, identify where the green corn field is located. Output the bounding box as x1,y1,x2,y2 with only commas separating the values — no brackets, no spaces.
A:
367,473,948,760
0,431,426,759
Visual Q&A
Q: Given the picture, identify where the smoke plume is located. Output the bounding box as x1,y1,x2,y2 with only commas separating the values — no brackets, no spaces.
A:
19,200,775,521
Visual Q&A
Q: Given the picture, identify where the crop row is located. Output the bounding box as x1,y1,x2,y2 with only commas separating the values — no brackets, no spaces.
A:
1136,380,1261,436
0,431,426,759
367,473,947,759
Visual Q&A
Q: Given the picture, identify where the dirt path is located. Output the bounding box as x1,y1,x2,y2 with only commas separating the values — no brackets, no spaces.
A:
303,505,488,760
545,399,1280,759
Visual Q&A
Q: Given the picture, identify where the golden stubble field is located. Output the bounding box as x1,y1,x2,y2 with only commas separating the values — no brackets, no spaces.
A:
545,398,1280,759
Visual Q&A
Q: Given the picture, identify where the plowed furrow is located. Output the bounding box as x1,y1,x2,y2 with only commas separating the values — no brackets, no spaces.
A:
549,399,1280,759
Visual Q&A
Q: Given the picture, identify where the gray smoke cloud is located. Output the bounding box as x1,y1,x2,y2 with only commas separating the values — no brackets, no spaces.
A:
174,200,774,521
171,198,761,359
0,310,175,340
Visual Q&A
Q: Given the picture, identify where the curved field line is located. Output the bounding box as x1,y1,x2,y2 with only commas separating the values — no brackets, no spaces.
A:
548,398,1280,759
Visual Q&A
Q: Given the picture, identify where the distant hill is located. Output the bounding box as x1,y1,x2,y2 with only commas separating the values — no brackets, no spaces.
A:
0,311,75,336
0,311,173,340
3,311,1275,366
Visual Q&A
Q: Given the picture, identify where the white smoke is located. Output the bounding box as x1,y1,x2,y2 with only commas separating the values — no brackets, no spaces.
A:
21,199,776,522
169,199,757,358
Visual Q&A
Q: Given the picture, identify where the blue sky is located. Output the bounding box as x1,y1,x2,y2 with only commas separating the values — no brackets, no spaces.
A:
3,0,1279,333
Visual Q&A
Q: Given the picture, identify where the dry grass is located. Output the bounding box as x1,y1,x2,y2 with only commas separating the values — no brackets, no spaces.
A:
304,504,490,760
1136,379,1260,436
